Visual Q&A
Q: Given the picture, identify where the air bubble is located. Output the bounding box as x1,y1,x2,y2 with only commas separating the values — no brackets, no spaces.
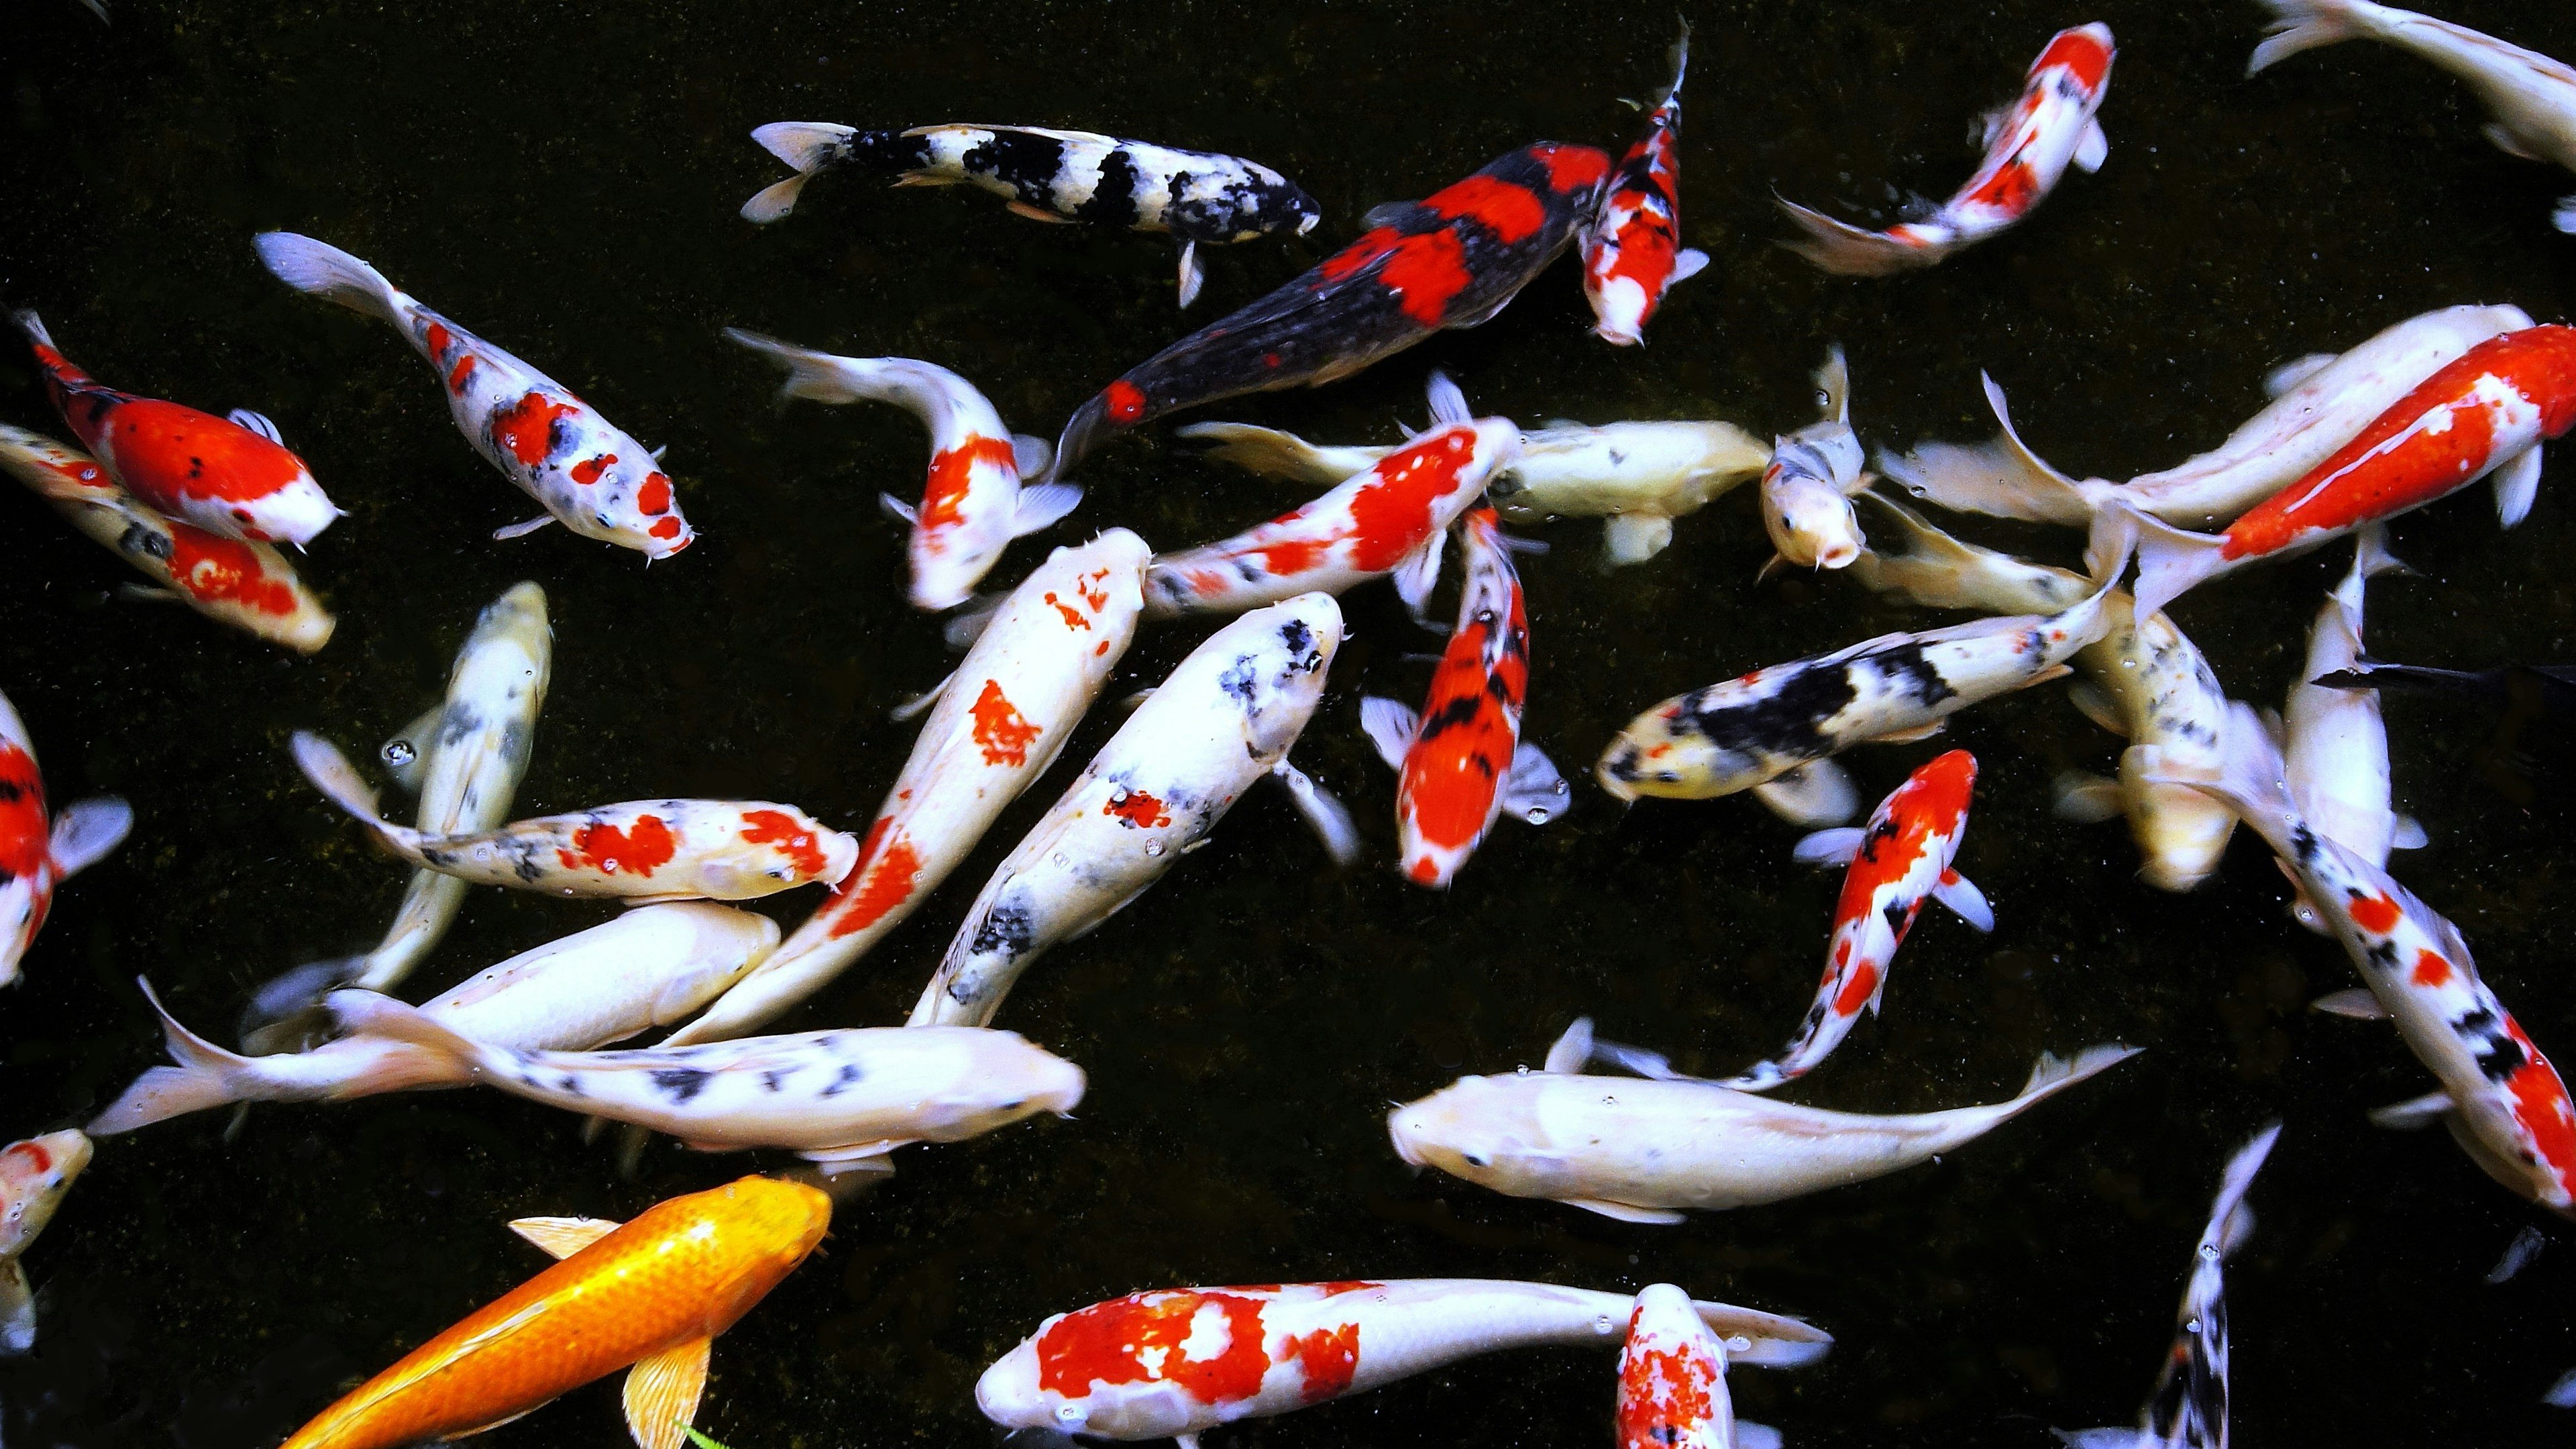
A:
1525,808,1550,824
382,739,417,768
1051,853,1069,867
1144,841,1167,857
1593,1314,1614,1334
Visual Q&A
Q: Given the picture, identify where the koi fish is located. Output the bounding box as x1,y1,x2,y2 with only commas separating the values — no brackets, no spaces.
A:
2162,704,2576,1216
1582,29,1709,345
724,331,1081,608
1042,141,1611,480
1392,1018,2139,1220
910,594,1350,1028
741,122,1320,307
661,531,1150,1048
1177,414,1769,566
1883,305,2534,528
11,311,339,546
327,989,1084,1173
1726,751,1990,1091
1620,1283,1777,1449
2112,325,2576,622
2251,0,2576,233
1759,347,1870,572
290,732,857,902
1360,509,1564,887
975,1278,1829,1448
0,424,336,651
253,233,693,557
1778,24,2114,274
1142,373,1518,618
278,1175,826,1449
0,1130,89,1355
2054,1124,2279,1449
2284,530,2423,880
91,903,777,1134
1,689,131,989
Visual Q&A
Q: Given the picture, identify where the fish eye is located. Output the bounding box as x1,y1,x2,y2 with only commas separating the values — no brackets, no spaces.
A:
1462,1152,1489,1167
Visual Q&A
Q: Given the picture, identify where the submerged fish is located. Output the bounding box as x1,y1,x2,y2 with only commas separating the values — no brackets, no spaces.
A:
1,689,132,989
1759,347,1871,572
2285,529,2422,876
0,1130,90,1355
277,1175,826,1449
1620,1282,1776,1449
1582,28,1709,344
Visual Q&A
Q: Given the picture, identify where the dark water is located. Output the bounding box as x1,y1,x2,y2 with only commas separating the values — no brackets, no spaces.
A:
5,0,2575,1444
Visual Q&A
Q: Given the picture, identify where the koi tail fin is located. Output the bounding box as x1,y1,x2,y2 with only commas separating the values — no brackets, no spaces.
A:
9,309,55,350
290,732,407,852
722,329,889,407
1271,758,1360,865
2200,1121,2282,1260
253,233,408,329
326,988,480,1061
1424,370,1471,428
89,978,255,1134
2247,0,2370,76
2008,1042,2142,1113
46,797,130,877
1774,196,1953,276
1878,374,2099,525
741,121,857,222
1659,19,1692,111
2103,502,2224,623
1172,422,1378,486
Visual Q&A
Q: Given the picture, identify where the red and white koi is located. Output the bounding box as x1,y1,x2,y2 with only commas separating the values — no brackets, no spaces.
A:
0,689,131,989
1778,24,2115,274
1759,347,1870,572
2285,529,2423,882
0,423,335,652
910,594,1350,1028
2113,325,2576,622
2163,703,2576,1216
1727,750,1990,1091
1582,30,1709,345
290,733,857,902
1143,373,1518,619
725,330,1081,608
975,1279,1828,1448
1360,509,1563,888
1620,1283,1776,1449
11,311,338,547
0,1129,89,1355
663,531,1150,1048
253,233,693,557
2251,0,2576,233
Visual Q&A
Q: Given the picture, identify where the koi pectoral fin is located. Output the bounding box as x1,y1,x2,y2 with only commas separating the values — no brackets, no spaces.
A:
1601,511,1675,566
1791,826,1866,867
2553,195,2576,235
492,515,558,541
2072,118,2108,174
1389,529,1448,619
890,669,956,722
48,796,133,877
1564,1196,1687,1226
2492,443,2541,529
2367,1090,2454,1130
1754,759,1860,826
1175,241,1203,309
1932,869,1992,931
0,1259,32,1356
1358,696,1419,771
1272,757,1360,865
1670,248,1711,284
1543,1016,1595,1075
1010,484,1083,538
624,1336,712,1449
2309,988,2387,1021
2050,771,2124,824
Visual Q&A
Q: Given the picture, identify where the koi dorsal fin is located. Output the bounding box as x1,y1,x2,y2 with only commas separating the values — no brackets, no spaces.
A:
508,1215,623,1260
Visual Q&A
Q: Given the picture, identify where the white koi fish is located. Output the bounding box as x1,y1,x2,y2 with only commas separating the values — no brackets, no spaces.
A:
91,903,777,1134
1390,1017,2140,1220
910,594,1348,1028
724,330,1081,608
1,689,132,989
2251,0,2576,233
290,732,857,902
327,988,1085,1173
976,1278,1828,1448
1620,1283,1777,1449
663,531,1150,1047
0,1129,89,1355
1759,346,1870,572
2284,529,2422,882
254,233,693,557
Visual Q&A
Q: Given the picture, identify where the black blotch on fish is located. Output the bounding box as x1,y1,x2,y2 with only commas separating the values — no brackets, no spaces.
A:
117,522,174,561
651,1067,712,1104
557,1074,583,1095
1074,148,1142,227
2365,938,2400,971
1279,619,1313,657
761,1068,791,1093
820,1062,865,1098
963,129,1069,201
1870,643,1957,709
2461,1008,2528,1081
970,903,1036,959
1674,661,1858,761
1219,657,1260,704
1882,900,1911,938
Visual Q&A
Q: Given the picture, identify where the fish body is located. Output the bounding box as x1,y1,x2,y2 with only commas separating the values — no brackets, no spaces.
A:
290,732,855,902
0,424,335,651
911,594,1342,1027
0,1130,91,1355
254,233,692,557
0,690,132,987
1619,1283,1749,1449
2250,0,2576,232
1779,24,2114,274
1582,32,1709,344
2286,531,2413,866
93,904,777,1134
1760,347,1870,570
1143,374,1517,618
726,331,1081,608
664,532,1150,1047
976,1278,1828,1446
1044,142,1611,480
11,311,337,546
1390,1020,2139,1218
279,1175,827,1449
2118,325,2576,621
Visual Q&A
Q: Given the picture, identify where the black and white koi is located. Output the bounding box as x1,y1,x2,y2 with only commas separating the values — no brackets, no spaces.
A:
1759,347,1870,572
1582,28,1709,345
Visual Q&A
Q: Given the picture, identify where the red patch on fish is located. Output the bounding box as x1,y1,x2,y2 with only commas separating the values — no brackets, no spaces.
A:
1617,1338,1721,1449
557,814,676,877
2502,1018,2576,1192
1422,174,1545,245
1044,591,1091,630
425,322,452,358
1285,1323,1359,1403
649,517,684,541
1105,790,1171,829
1312,225,1472,326
490,391,578,468
737,808,829,879
90,398,310,510
969,680,1041,767
826,817,921,937
1347,430,1477,571
2,1141,52,1175
166,524,299,616
639,472,672,515
446,355,478,394
2411,950,2453,987
2347,892,2404,934
1034,1291,1272,1405
1104,380,1148,423
2036,27,2114,91
922,435,1017,533
1316,1281,1380,1297
1254,535,1328,576
0,745,47,881
1533,143,1613,195
569,453,615,486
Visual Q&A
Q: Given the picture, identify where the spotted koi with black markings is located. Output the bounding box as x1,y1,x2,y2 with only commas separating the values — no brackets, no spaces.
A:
1043,141,1613,481
975,1279,1829,1449
0,1129,89,1354
2284,529,2421,879
0,689,131,990
254,233,694,557
1779,23,2115,274
1582,28,1709,345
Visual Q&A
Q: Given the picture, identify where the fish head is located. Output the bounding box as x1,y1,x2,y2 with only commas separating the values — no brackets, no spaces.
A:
1762,460,1864,570
1224,594,1345,754
1586,270,1650,348
561,447,692,558
714,808,861,896
1619,1282,1732,1449
716,1173,834,1271
0,1130,91,1255
233,466,342,549
1387,1076,1556,1191
979,1292,1252,1440
913,1030,1088,1138
1254,179,1324,239
2123,751,2238,892
1595,697,1761,803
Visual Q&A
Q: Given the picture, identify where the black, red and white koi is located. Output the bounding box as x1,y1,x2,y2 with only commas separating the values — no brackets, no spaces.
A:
975,1279,1828,1448
1778,24,2115,274
2285,530,2423,882
1758,347,1871,572
254,233,693,558
0,1129,89,1354
741,121,1321,306
1142,374,1518,619
1042,142,1612,480
1582,30,1709,345
0,689,131,990
726,331,1080,609
1360,508,1564,888
2163,704,2576,1216
1619,1283,1777,1449
11,312,339,547
1726,750,1990,1091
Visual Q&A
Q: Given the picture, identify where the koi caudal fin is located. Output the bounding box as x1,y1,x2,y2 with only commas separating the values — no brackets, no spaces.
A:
326,988,480,1060
2099,502,2223,624
741,121,857,222
1879,374,2102,526
254,233,408,329
288,732,407,851
2246,0,2371,76
89,978,256,1134
1774,197,1955,276
1172,422,1381,486
2010,1043,2143,1114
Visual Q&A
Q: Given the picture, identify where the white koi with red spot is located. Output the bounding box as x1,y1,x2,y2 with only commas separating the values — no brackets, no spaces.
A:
1581,28,1709,345
0,1128,90,1354
975,1279,1827,1448
289,732,857,902
1620,1283,1772,1449
1779,23,2115,274
1142,373,1519,619
664,531,1150,1047
0,690,131,989
724,330,1081,608
1759,347,1870,572
253,233,692,557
